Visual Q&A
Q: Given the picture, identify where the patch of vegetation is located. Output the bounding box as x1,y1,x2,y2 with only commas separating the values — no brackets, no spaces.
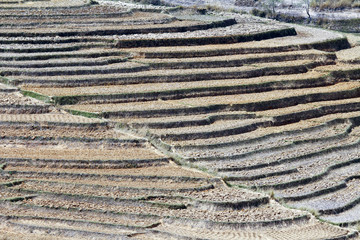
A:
130,0,172,6
0,76,11,85
65,109,101,119
21,90,53,104
251,8,269,17
311,0,360,10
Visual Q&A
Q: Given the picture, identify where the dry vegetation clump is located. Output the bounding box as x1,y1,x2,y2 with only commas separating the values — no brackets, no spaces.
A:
311,0,360,10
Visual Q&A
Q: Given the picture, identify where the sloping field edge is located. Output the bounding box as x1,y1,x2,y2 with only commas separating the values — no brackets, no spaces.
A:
115,27,297,48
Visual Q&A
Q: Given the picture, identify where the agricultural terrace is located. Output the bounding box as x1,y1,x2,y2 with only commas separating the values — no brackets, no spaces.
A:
0,0,360,239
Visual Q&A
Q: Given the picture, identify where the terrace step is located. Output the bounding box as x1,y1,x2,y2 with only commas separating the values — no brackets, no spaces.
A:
0,12,176,28
0,120,134,138
5,215,146,238
219,136,360,182
230,150,360,190
0,36,111,44
0,187,34,201
155,220,357,240
26,71,327,97
64,81,360,118
265,221,358,240
123,25,349,57
3,164,209,180
1,191,307,231
0,83,17,93
0,105,51,114
115,25,297,48
0,146,162,161
0,137,144,149
3,170,211,190
194,130,360,176
15,59,329,87
174,118,351,156
337,46,360,64
1,61,148,77
322,203,360,226
0,56,128,69
58,75,336,105
0,19,237,38
0,0,91,9
194,122,354,171
0,113,104,124
119,111,258,129
136,50,336,70
288,178,360,215
24,71,335,106
8,181,267,212
187,115,360,164
0,42,108,53
0,201,161,228
0,48,128,61
150,115,352,143
1,158,168,169
11,179,215,200
0,6,130,19
155,118,271,141
7,221,133,240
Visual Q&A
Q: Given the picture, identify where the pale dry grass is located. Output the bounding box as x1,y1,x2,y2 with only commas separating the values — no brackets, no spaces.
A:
20,178,208,189
0,188,26,199
0,202,157,227
26,72,326,97
0,229,74,240
257,97,360,117
312,63,360,73
0,0,89,8
0,61,145,74
0,126,132,139
0,146,163,160
113,110,251,124
172,113,356,147
0,48,125,59
0,113,103,123
122,25,343,53
5,163,210,178
65,81,360,113
153,118,265,135
9,219,137,237
0,11,172,25
0,20,210,34
337,46,360,62
17,59,310,82
137,49,327,63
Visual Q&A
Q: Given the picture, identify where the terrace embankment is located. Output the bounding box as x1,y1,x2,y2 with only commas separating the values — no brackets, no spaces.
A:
0,1,359,239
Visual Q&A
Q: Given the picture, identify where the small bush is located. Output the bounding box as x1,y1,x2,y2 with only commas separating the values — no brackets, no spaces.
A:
250,8,260,15
335,0,353,9
131,0,170,6
196,7,207,15
312,0,357,9
251,8,267,17
352,1,360,7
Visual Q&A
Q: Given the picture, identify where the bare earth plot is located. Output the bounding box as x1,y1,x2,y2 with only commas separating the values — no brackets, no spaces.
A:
0,0,360,239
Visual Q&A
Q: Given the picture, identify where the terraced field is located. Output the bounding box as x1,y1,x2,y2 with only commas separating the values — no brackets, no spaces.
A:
1,0,360,239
